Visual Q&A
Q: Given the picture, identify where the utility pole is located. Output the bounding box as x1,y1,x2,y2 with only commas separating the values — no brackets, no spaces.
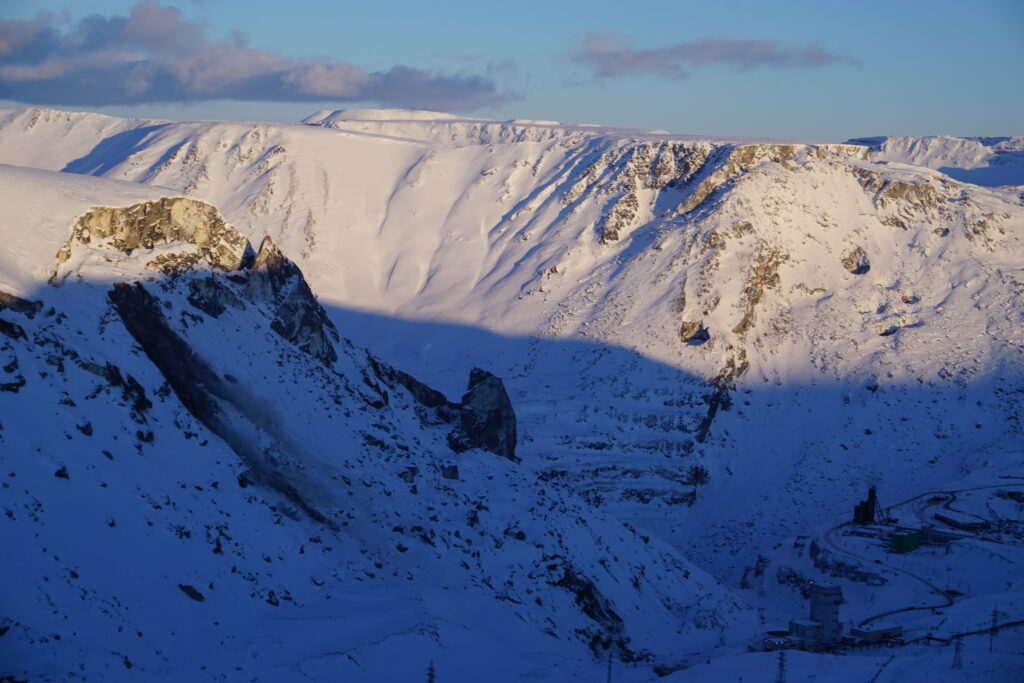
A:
952,638,963,670
774,649,787,683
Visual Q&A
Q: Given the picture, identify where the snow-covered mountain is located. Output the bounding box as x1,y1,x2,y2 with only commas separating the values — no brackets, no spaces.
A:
1,107,1022,681
0,163,753,681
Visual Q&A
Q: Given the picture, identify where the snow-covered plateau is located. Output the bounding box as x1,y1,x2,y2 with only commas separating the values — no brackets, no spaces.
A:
0,107,1022,681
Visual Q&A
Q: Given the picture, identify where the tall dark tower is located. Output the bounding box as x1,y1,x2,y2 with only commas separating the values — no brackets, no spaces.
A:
809,582,844,644
854,486,883,524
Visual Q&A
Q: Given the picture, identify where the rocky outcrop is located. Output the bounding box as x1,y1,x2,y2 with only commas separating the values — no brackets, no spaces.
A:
447,368,518,461
367,356,450,409
732,248,787,336
109,283,225,425
53,198,340,367
679,320,710,345
0,290,42,342
551,563,631,658
187,276,245,318
578,141,717,243
0,290,43,317
579,142,860,244
246,237,340,366
54,198,254,281
855,170,945,211
671,143,866,221
108,282,333,527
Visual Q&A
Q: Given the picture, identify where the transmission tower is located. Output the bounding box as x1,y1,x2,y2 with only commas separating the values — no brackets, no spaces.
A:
774,649,787,683
952,638,963,670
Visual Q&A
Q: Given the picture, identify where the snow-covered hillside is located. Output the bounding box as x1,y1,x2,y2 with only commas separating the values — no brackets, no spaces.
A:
1,107,1022,681
849,134,1024,188
0,164,757,681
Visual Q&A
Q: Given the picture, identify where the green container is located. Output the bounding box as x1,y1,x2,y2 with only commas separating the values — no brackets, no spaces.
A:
890,532,920,553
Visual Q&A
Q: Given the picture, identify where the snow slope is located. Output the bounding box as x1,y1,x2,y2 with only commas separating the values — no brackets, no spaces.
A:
0,164,754,681
1,107,1023,680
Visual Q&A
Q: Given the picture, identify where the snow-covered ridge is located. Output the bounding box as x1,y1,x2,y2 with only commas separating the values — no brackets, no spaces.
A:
303,108,474,123
848,134,1024,187
300,106,823,147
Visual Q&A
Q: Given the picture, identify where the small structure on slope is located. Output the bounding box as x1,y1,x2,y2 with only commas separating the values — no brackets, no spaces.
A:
889,531,920,553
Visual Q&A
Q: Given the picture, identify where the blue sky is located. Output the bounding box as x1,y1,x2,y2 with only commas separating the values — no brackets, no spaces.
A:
1,0,1022,140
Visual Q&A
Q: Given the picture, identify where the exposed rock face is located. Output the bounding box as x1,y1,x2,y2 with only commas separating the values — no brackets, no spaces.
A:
732,247,787,336
53,197,341,368
568,141,716,244
187,276,245,318
448,367,518,461
0,290,41,342
670,143,865,221
856,170,946,210
566,140,866,245
109,283,226,425
552,563,630,657
54,198,253,280
247,236,340,366
841,246,871,275
108,281,333,527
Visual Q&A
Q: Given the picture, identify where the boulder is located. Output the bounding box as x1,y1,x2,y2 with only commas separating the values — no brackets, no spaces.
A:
448,368,518,461
841,246,871,275
680,320,710,345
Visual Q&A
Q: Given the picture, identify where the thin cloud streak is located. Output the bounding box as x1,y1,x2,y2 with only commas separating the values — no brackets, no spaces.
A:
0,2,512,111
572,33,859,80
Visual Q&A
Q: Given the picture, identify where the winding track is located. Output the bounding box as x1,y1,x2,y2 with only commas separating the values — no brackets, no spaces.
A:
821,483,1021,627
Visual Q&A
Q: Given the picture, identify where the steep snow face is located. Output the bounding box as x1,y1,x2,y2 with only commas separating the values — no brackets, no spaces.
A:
1,106,1022,580
0,165,755,681
849,135,1024,187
